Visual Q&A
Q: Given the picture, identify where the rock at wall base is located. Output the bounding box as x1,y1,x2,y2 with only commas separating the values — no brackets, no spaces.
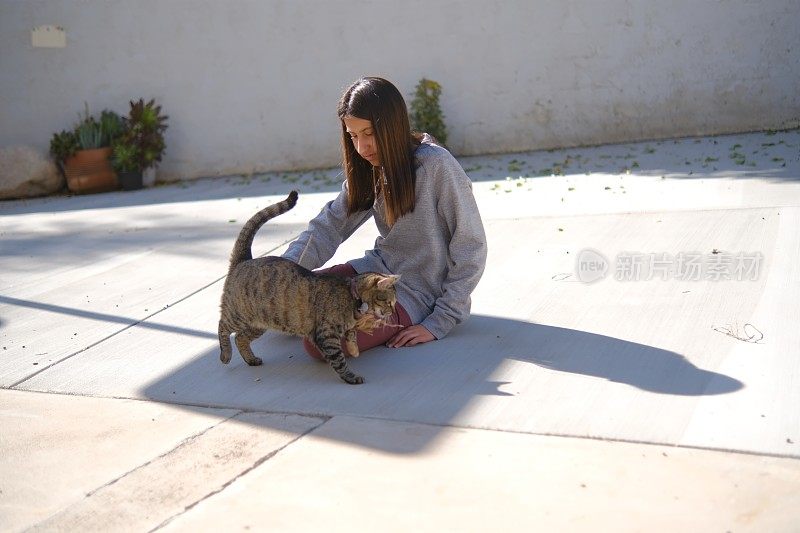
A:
0,146,65,200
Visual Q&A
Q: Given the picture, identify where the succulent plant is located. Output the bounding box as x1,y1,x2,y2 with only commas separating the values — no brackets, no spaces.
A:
75,116,104,149
111,98,169,172
69,105,124,150
129,98,168,134
49,129,80,163
99,109,124,145
110,139,139,173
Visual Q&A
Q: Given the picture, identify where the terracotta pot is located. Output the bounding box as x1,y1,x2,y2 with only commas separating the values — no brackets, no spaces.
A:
63,147,119,194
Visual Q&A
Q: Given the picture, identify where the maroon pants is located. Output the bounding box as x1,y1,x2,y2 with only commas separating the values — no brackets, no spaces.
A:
303,263,413,360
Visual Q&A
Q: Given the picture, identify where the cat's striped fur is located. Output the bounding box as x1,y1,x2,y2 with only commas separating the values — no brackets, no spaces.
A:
218,190,399,384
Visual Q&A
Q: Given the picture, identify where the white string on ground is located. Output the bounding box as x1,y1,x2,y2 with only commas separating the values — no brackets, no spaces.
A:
712,322,765,344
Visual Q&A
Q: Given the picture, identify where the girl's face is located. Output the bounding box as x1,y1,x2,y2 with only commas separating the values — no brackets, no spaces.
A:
343,116,380,167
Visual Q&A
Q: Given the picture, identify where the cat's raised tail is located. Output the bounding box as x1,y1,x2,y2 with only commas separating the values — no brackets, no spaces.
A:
228,190,299,268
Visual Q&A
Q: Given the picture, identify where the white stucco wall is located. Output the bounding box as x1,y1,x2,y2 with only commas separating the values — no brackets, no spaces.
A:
1,0,798,181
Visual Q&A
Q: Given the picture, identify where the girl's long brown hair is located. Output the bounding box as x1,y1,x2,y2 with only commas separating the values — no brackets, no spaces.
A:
338,77,422,226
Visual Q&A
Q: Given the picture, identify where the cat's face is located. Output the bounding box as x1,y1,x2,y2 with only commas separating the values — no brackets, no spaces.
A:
355,273,400,320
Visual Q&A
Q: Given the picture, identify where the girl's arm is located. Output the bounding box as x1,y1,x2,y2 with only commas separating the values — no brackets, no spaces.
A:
420,158,488,339
282,180,372,270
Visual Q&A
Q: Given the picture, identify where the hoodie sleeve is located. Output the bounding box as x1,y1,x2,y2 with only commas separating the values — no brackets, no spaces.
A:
282,180,373,270
419,155,488,339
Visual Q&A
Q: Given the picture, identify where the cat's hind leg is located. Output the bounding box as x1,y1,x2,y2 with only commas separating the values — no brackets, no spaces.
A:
314,331,364,384
218,321,234,364
234,328,265,366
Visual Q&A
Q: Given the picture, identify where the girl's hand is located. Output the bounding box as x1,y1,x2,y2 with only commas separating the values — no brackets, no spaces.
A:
386,325,435,348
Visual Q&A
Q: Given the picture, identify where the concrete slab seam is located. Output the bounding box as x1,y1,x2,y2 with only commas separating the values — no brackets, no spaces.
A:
6,235,301,389
28,385,800,464
11,389,797,462
148,414,330,532
87,410,244,500
24,408,246,530
326,413,800,462
2,388,338,425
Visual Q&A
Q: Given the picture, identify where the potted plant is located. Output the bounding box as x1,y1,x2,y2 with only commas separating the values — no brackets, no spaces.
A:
49,105,124,194
409,78,448,147
110,139,141,190
112,98,168,191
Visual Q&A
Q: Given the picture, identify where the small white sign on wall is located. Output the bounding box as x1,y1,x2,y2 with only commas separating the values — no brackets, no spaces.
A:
32,25,66,48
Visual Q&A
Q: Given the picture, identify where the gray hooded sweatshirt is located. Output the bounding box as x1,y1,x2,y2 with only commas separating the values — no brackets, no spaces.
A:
282,139,487,339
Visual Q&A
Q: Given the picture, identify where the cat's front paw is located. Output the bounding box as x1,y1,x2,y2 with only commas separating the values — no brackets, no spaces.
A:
246,357,263,366
345,340,360,358
341,372,365,385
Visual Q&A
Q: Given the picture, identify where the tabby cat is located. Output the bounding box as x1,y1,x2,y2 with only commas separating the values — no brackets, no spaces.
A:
218,190,399,384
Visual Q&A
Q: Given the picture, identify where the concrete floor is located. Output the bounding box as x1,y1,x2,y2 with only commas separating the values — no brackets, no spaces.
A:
2,130,799,531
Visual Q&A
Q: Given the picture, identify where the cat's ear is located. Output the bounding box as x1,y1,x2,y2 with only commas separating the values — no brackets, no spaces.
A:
376,274,400,290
